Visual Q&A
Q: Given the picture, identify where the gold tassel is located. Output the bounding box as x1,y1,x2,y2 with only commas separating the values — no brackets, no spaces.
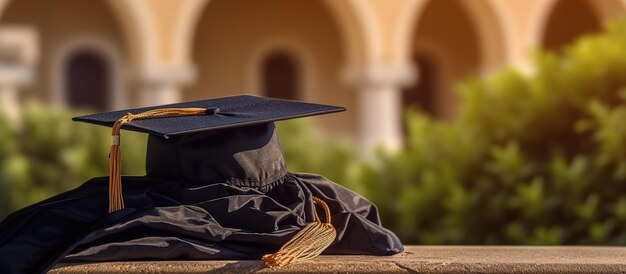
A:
262,197,336,267
108,108,206,213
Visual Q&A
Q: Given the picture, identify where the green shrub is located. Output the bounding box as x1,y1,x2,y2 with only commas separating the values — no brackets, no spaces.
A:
282,18,626,245
359,19,626,245
277,119,365,194
0,103,146,218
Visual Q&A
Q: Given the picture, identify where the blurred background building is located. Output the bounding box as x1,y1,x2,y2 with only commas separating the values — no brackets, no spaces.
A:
0,0,624,153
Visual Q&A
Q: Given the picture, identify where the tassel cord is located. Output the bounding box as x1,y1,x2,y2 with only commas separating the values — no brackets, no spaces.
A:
108,108,206,213
262,197,337,267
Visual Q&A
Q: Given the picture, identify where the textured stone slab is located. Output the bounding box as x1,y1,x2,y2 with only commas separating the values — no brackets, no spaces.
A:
50,246,626,273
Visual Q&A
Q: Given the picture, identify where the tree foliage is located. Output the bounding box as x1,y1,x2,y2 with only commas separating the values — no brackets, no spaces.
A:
283,19,626,245
0,103,146,217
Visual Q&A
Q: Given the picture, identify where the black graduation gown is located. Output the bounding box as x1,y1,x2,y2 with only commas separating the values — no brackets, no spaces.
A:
0,123,403,274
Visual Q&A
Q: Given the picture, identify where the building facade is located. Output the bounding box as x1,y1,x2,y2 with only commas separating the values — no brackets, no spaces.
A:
0,0,624,153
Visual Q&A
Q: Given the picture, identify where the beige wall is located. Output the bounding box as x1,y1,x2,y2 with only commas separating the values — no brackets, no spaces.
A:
0,0,625,150
0,0,127,107
188,0,357,137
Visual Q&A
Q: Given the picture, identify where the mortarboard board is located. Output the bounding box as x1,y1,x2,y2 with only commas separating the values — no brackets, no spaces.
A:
0,95,403,273
72,94,345,138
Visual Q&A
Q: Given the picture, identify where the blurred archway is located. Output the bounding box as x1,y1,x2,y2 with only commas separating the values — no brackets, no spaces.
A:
541,0,625,52
402,0,507,120
261,50,301,100
188,0,357,136
64,49,111,111
0,0,129,109
402,53,437,116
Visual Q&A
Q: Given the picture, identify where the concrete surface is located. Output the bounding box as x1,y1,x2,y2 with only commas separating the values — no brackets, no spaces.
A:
50,246,626,273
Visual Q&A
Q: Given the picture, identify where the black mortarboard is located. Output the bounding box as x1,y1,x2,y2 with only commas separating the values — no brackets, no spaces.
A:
72,95,345,138
0,95,403,273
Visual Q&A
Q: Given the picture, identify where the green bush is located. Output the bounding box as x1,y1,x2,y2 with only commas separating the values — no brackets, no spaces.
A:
285,19,626,245
277,119,366,194
357,19,626,245
0,103,146,218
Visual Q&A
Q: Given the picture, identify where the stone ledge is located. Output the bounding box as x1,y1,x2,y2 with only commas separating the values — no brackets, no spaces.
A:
50,246,626,273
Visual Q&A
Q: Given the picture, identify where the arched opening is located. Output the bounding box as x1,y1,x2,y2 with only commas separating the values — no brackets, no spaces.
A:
404,0,484,121
402,53,437,115
261,51,300,100
64,49,110,110
189,0,355,136
0,0,128,107
542,0,604,52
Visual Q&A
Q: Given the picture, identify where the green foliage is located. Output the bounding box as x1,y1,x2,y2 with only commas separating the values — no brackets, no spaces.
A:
0,103,146,218
359,19,626,245
285,19,626,245
277,120,367,194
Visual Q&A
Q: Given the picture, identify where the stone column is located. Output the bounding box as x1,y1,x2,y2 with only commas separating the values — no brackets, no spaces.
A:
358,84,403,154
347,63,415,156
139,83,183,107
0,85,19,120
0,27,38,120
137,64,196,106
0,65,34,121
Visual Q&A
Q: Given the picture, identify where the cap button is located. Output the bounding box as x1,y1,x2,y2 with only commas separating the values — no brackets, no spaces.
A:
205,107,220,115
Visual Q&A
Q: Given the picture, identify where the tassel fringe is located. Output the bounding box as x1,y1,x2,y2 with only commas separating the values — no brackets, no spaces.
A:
109,140,123,212
108,108,206,213
262,197,336,267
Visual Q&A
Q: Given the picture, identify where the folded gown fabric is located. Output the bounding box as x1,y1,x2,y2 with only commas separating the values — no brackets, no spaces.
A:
0,123,403,274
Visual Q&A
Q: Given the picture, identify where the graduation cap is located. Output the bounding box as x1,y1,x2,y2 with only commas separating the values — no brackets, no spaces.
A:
74,95,344,266
0,95,402,273
73,95,343,209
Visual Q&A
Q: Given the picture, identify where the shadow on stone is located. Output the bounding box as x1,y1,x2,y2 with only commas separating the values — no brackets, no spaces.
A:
214,260,266,273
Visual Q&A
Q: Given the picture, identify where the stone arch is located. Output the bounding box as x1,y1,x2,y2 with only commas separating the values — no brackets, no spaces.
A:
247,39,316,102
0,0,158,109
104,0,159,66
397,0,510,120
52,36,126,110
183,0,372,137
64,50,111,111
261,52,300,100
529,0,626,52
403,41,455,119
395,0,512,70
172,0,376,69
0,0,133,106
0,0,157,67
